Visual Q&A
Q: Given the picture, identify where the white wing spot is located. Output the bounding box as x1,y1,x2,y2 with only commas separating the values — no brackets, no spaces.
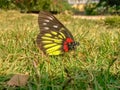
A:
48,17,53,20
53,25,58,28
45,20,49,22
44,27,49,30
43,23,47,25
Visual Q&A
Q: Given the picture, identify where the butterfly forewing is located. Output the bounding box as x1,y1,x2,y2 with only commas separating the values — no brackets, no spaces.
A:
38,11,74,39
38,11,61,31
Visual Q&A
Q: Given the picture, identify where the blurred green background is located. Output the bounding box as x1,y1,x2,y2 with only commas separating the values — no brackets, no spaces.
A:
0,0,120,15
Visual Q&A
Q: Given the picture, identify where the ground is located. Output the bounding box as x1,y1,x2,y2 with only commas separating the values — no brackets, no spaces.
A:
0,10,120,90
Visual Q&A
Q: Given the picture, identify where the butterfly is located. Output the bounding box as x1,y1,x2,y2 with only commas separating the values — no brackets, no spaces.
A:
36,11,79,55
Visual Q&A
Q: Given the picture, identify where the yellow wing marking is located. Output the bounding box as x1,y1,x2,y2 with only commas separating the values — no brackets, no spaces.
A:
60,32,66,39
51,31,57,35
58,35,63,39
55,37,58,39
41,36,62,43
41,36,55,40
43,43,57,48
42,41,52,43
54,40,62,43
46,45,61,53
49,51,62,55
45,33,52,37
60,27,64,31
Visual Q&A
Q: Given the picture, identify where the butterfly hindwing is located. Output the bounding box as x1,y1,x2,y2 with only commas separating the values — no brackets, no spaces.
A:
37,30,66,55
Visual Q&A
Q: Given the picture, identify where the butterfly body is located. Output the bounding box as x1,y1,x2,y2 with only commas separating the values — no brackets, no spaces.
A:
36,11,79,55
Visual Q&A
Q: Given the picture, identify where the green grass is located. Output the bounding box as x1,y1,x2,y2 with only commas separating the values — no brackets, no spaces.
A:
0,10,120,90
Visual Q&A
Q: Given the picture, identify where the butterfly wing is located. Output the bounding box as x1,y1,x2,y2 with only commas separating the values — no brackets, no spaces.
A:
37,11,75,55
38,11,74,39
37,30,67,55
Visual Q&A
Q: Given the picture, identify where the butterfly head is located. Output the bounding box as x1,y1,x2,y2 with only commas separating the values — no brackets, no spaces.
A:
68,42,79,50
63,38,79,52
